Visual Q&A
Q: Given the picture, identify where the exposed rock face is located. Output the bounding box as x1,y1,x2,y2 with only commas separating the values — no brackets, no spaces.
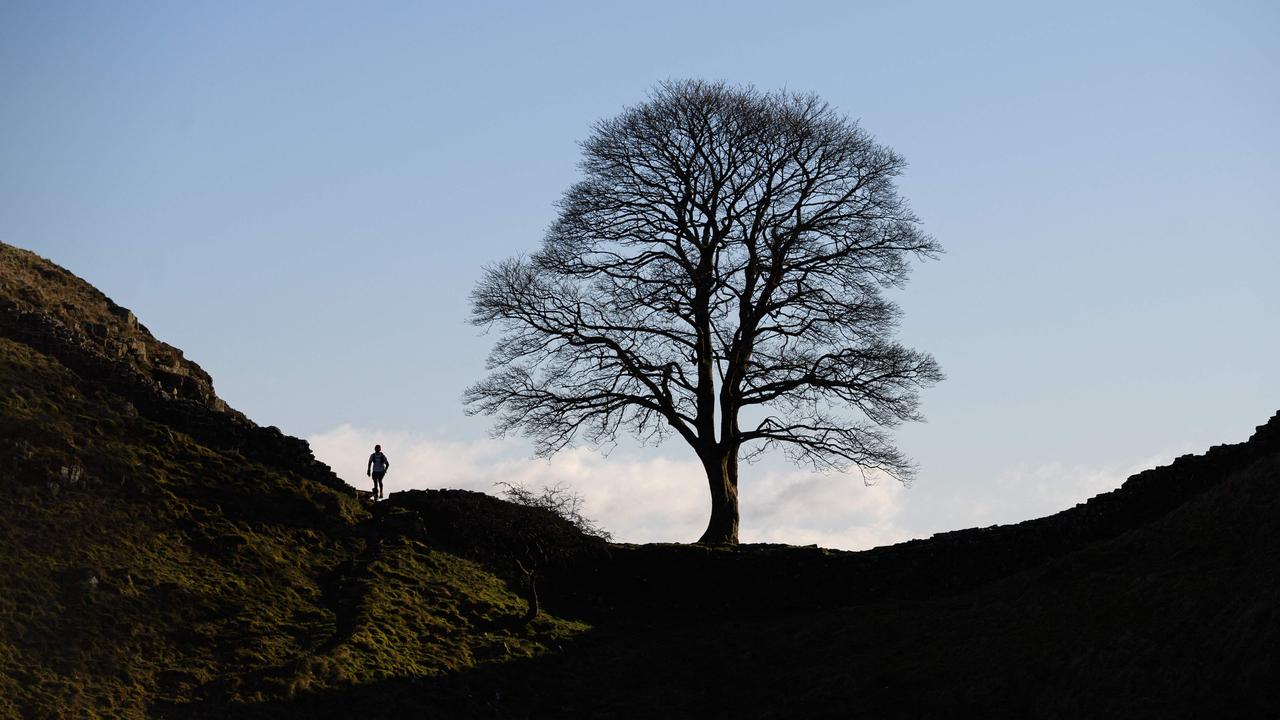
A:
0,242,344,491
0,243,221,408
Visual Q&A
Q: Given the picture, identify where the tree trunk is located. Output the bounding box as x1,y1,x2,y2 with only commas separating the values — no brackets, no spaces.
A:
516,560,539,624
520,574,539,624
697,450,739,544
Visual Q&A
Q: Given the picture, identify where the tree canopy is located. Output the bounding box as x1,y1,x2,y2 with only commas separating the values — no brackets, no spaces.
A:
466,80,942,543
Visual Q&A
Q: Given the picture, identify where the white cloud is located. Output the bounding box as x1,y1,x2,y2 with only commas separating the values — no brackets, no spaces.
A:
306,424,911,550
740,468,911,549
307,425,1196,552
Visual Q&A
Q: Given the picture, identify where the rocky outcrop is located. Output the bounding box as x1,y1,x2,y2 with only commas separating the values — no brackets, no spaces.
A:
0,242,346,492
0,243,223,408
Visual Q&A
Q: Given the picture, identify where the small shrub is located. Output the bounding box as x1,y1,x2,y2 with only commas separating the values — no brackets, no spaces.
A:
495,481,612,542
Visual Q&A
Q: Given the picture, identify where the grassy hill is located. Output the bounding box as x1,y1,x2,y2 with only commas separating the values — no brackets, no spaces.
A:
0,243,586,718
2,241,1277,719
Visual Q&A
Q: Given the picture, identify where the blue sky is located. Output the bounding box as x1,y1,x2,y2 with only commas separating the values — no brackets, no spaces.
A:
3,1,1277,547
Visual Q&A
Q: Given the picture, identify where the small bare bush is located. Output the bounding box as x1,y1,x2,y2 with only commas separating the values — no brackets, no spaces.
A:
495,481,612,541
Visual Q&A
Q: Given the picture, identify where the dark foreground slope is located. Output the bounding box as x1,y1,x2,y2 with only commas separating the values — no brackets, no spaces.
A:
191,413,1280,720
3,242,1277,719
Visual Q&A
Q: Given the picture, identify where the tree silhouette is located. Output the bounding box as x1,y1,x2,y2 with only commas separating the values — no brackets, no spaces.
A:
466,80,942,544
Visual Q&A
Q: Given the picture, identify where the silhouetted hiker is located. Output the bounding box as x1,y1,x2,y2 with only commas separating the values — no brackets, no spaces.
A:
367,445,390,500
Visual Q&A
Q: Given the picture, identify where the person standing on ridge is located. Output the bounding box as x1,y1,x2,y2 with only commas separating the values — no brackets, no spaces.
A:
367,444,390,500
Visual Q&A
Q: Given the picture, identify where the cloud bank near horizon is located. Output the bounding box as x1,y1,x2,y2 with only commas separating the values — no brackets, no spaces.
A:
306,425,1189,551
306,424,914,550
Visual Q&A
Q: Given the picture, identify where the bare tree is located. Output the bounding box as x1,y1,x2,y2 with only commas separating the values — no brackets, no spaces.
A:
466,80,943,544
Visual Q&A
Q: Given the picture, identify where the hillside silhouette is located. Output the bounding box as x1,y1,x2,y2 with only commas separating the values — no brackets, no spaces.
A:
2,241,1277,719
